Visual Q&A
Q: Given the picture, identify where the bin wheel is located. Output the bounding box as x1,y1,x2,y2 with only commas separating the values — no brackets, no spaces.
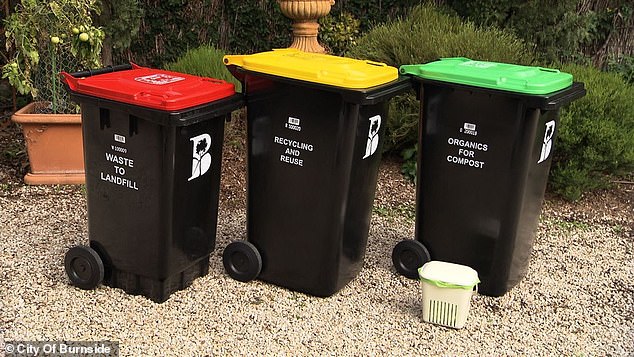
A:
223,241,262,282
392,240,430,279
64,245,104,290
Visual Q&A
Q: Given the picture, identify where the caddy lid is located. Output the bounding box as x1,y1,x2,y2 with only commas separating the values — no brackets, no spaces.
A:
418,261,480,290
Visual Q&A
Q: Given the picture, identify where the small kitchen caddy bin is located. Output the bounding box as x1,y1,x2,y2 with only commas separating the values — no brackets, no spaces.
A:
419,261,479,329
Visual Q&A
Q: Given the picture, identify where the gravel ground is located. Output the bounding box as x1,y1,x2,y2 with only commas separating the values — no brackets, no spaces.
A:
1,116,633,355
0,173,632,356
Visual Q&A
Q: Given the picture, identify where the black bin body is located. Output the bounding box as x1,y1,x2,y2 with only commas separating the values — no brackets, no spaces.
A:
242,72,410,296
65,66,242,302
413,79,585,296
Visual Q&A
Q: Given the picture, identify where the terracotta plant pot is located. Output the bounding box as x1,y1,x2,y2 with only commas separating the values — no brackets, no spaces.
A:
11,101,85,185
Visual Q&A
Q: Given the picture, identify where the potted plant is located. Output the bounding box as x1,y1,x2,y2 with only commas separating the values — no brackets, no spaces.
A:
3,0,104,184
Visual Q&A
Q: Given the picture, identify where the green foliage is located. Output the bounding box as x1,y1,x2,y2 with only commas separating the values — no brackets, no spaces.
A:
224,1,290,54
400,144,417,180
129,0,204,67
3,0,104,113
124,0,422,69
332,0,422,32
442,0,622,64
606,55,634,84
100,0,143,51
164,45,241,92
551,64,634,200
347,3,533,67
318,12,361,56
383,93,419,153
347,3,534,168
125,0,290,68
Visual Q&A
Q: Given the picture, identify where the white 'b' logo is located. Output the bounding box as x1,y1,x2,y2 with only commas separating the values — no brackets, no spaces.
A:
538,120,556,164
188,133,212,181
363,115,382,159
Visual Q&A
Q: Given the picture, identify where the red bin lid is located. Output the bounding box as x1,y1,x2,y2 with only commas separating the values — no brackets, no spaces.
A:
61,63,236,111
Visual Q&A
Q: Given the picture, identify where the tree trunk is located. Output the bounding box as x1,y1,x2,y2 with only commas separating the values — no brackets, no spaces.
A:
98,1,114,66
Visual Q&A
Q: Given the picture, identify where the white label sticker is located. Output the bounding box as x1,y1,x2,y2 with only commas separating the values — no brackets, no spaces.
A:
461,61,496,69
363,115,382,159
188,133,212,181
114,134,126,144
538,120,556,163
285,116,302,132
134,74,185,85
460,122,478,136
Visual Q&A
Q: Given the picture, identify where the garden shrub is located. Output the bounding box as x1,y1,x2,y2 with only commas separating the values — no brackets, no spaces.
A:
441,0,633,68
329,0,421,32
442,0,596,64
164,45,241,92
606,54,634,84
318,12,361,56
346,3,533,156
550,63,634,200
347,3,534,68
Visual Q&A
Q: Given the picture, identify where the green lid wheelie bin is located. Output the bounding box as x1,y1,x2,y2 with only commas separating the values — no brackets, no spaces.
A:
61,64,243,302
223,49,411,297
394,58,586,296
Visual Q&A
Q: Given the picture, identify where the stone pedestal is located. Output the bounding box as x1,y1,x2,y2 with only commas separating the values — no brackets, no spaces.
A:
278,0,335,53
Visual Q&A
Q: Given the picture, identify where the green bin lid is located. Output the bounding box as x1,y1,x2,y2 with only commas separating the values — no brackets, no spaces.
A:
400,58,573,95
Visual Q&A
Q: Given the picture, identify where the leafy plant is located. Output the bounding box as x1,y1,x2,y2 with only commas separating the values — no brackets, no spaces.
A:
330,0,421,32
400,144,417,181
125,0,290,68
551,63,634,200
443,0,633,67
3,0,104,113
318,11,361,56
347,3,533,66
97,0,143,64
606,54,634,84
442,0,596,64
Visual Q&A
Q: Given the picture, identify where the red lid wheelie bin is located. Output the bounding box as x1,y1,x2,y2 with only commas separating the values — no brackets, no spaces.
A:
62,64,243,302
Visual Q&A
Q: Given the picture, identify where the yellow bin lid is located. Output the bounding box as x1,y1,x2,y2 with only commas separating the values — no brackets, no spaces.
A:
223,49,398,89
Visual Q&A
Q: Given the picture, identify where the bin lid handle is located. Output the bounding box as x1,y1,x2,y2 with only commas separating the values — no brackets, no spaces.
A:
223,55,244,68
60,62,140,90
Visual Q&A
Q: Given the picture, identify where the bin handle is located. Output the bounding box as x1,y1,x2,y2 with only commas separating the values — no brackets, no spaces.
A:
223,55,244,68
365,60,387,67
362,77,412,103
65,63,135,79
546,82,586,108
60,62,137,91
538,67,560,73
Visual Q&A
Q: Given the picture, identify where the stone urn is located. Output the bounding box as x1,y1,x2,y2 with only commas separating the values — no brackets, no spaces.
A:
278,0,335,53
